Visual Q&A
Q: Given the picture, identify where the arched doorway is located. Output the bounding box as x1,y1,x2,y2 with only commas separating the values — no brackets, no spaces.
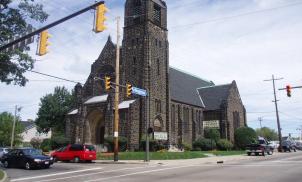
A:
86,110,105,144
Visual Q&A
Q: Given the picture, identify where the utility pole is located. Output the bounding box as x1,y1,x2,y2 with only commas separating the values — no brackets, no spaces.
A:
264,75,283,152
113,16,121,162
258,117,263,129
10,105,17,148
297,126,302,142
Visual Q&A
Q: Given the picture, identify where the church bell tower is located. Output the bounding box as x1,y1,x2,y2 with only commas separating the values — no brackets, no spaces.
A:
122,0,170,137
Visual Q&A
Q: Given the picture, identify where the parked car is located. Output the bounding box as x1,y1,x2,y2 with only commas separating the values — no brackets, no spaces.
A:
246,137,274,156
51,144,96,163
0,147,10,159
281,140,296,152
1,148,53,169
295,142,302,150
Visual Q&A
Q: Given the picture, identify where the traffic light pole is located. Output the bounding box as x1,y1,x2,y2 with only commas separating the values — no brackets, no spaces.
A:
264,75,283,152
113,16,121,162
0,1,105,51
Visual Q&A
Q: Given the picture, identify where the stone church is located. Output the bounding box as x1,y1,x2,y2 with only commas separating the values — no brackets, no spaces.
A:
65,0,247,150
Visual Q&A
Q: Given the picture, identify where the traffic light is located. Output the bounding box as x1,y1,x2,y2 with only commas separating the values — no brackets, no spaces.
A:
286,85,292,97
95,4,108,33
105,76,111,90
126,84,132,97
38,30,51,56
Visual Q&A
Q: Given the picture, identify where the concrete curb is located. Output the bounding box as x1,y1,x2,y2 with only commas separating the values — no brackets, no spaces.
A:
0,170,10,182
94,160,149,165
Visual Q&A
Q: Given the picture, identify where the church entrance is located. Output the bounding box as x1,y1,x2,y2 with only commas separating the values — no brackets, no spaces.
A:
85,110,105,145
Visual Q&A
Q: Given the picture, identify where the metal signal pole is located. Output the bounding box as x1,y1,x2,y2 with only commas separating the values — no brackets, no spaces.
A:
113,16,121,162
264,75,283,152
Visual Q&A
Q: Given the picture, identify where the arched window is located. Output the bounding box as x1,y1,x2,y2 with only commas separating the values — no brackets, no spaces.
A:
157,59,160,75
154,118,162,132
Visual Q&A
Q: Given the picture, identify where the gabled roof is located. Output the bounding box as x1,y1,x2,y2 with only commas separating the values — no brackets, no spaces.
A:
169,67,214,107
197,84,232,111
153,0,166,8
20,121,35,131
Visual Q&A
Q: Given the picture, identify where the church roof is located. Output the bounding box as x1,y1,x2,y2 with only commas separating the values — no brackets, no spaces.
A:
197,84,232,111
169,67,214,107
153,0,166,8
84,95,108,105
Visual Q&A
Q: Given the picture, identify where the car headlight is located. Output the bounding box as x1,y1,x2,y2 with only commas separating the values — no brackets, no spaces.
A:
34,159,42,162
50,157,53,160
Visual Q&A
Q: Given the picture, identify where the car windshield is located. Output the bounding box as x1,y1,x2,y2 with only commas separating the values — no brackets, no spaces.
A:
23,149,43,156
85,145,96,151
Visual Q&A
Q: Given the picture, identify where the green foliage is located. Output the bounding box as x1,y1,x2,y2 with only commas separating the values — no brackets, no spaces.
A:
0,0,48,86
217,139,234,151
140,138,166,152
0,112,24,147
36,86,75,134
50,135,70,150
105,136,128,152
204,128,220,142
193,138,216,151
40,139,52,152
256,127,278,141
182,142,192,151
234,127,257,150
30,137,42,148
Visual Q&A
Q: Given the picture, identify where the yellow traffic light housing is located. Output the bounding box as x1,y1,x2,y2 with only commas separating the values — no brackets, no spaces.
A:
105,76,111,90
38,30,51,56
126,84,132,97
95,4,108,33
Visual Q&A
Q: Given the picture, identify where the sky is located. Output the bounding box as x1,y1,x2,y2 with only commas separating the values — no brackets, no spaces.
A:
1,0,302,138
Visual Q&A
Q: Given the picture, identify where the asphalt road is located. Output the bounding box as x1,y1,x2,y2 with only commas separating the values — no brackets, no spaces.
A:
2,151,302,182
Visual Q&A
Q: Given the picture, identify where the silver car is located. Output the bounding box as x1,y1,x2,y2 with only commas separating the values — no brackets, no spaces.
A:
0,148,10,159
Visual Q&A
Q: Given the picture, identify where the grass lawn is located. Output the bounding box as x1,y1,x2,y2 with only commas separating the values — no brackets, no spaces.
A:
97,150,245,160
0,170,4,180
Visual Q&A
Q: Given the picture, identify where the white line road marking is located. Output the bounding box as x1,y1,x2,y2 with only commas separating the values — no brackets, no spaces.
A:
84,163,302,182
33,165,159,182
11,167,103,182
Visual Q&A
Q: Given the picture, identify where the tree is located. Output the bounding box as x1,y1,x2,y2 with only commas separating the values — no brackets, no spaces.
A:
36,86,75,135
256,127,278,141
0,112,24,147
234,127,257,150
0,0,48,86
204,128,221,142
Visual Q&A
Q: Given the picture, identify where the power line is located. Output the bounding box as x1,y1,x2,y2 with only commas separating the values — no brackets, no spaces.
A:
170,1,302,29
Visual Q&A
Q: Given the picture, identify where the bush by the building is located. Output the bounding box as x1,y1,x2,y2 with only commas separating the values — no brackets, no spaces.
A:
193,138,216,151
105,136,128,152
234,127,257,150
217,139,233,151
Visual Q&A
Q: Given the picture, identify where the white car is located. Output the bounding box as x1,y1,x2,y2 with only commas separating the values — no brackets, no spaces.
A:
0,148,10,159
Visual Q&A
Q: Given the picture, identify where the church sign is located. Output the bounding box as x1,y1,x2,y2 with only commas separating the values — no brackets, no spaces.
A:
203,120,220,129
154,132,168,140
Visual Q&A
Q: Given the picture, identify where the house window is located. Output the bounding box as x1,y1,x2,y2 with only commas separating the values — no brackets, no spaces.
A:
153,4,161,25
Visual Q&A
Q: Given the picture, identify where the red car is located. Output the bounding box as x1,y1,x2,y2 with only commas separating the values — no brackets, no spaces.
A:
51,144,96,163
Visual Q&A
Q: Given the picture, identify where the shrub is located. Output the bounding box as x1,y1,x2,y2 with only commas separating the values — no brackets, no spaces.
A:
41,139,52,152
234,127,257,150
193,138,216,151
204,129,220,142
30,137,42,149
51,135,70,149
182,142,192,151
217,139,233,151
105,136,128,152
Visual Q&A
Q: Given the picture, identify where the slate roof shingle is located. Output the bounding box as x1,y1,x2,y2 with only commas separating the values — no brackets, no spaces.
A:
169,67,214,107
197,84,233,111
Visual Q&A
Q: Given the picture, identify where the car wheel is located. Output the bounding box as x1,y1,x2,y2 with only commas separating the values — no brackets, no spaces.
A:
25,162,31,170
294,148,297,152
73,157,80,163
3,160,9,168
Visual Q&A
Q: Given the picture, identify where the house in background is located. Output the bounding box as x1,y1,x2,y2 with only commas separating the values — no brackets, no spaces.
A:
21,120,51,143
